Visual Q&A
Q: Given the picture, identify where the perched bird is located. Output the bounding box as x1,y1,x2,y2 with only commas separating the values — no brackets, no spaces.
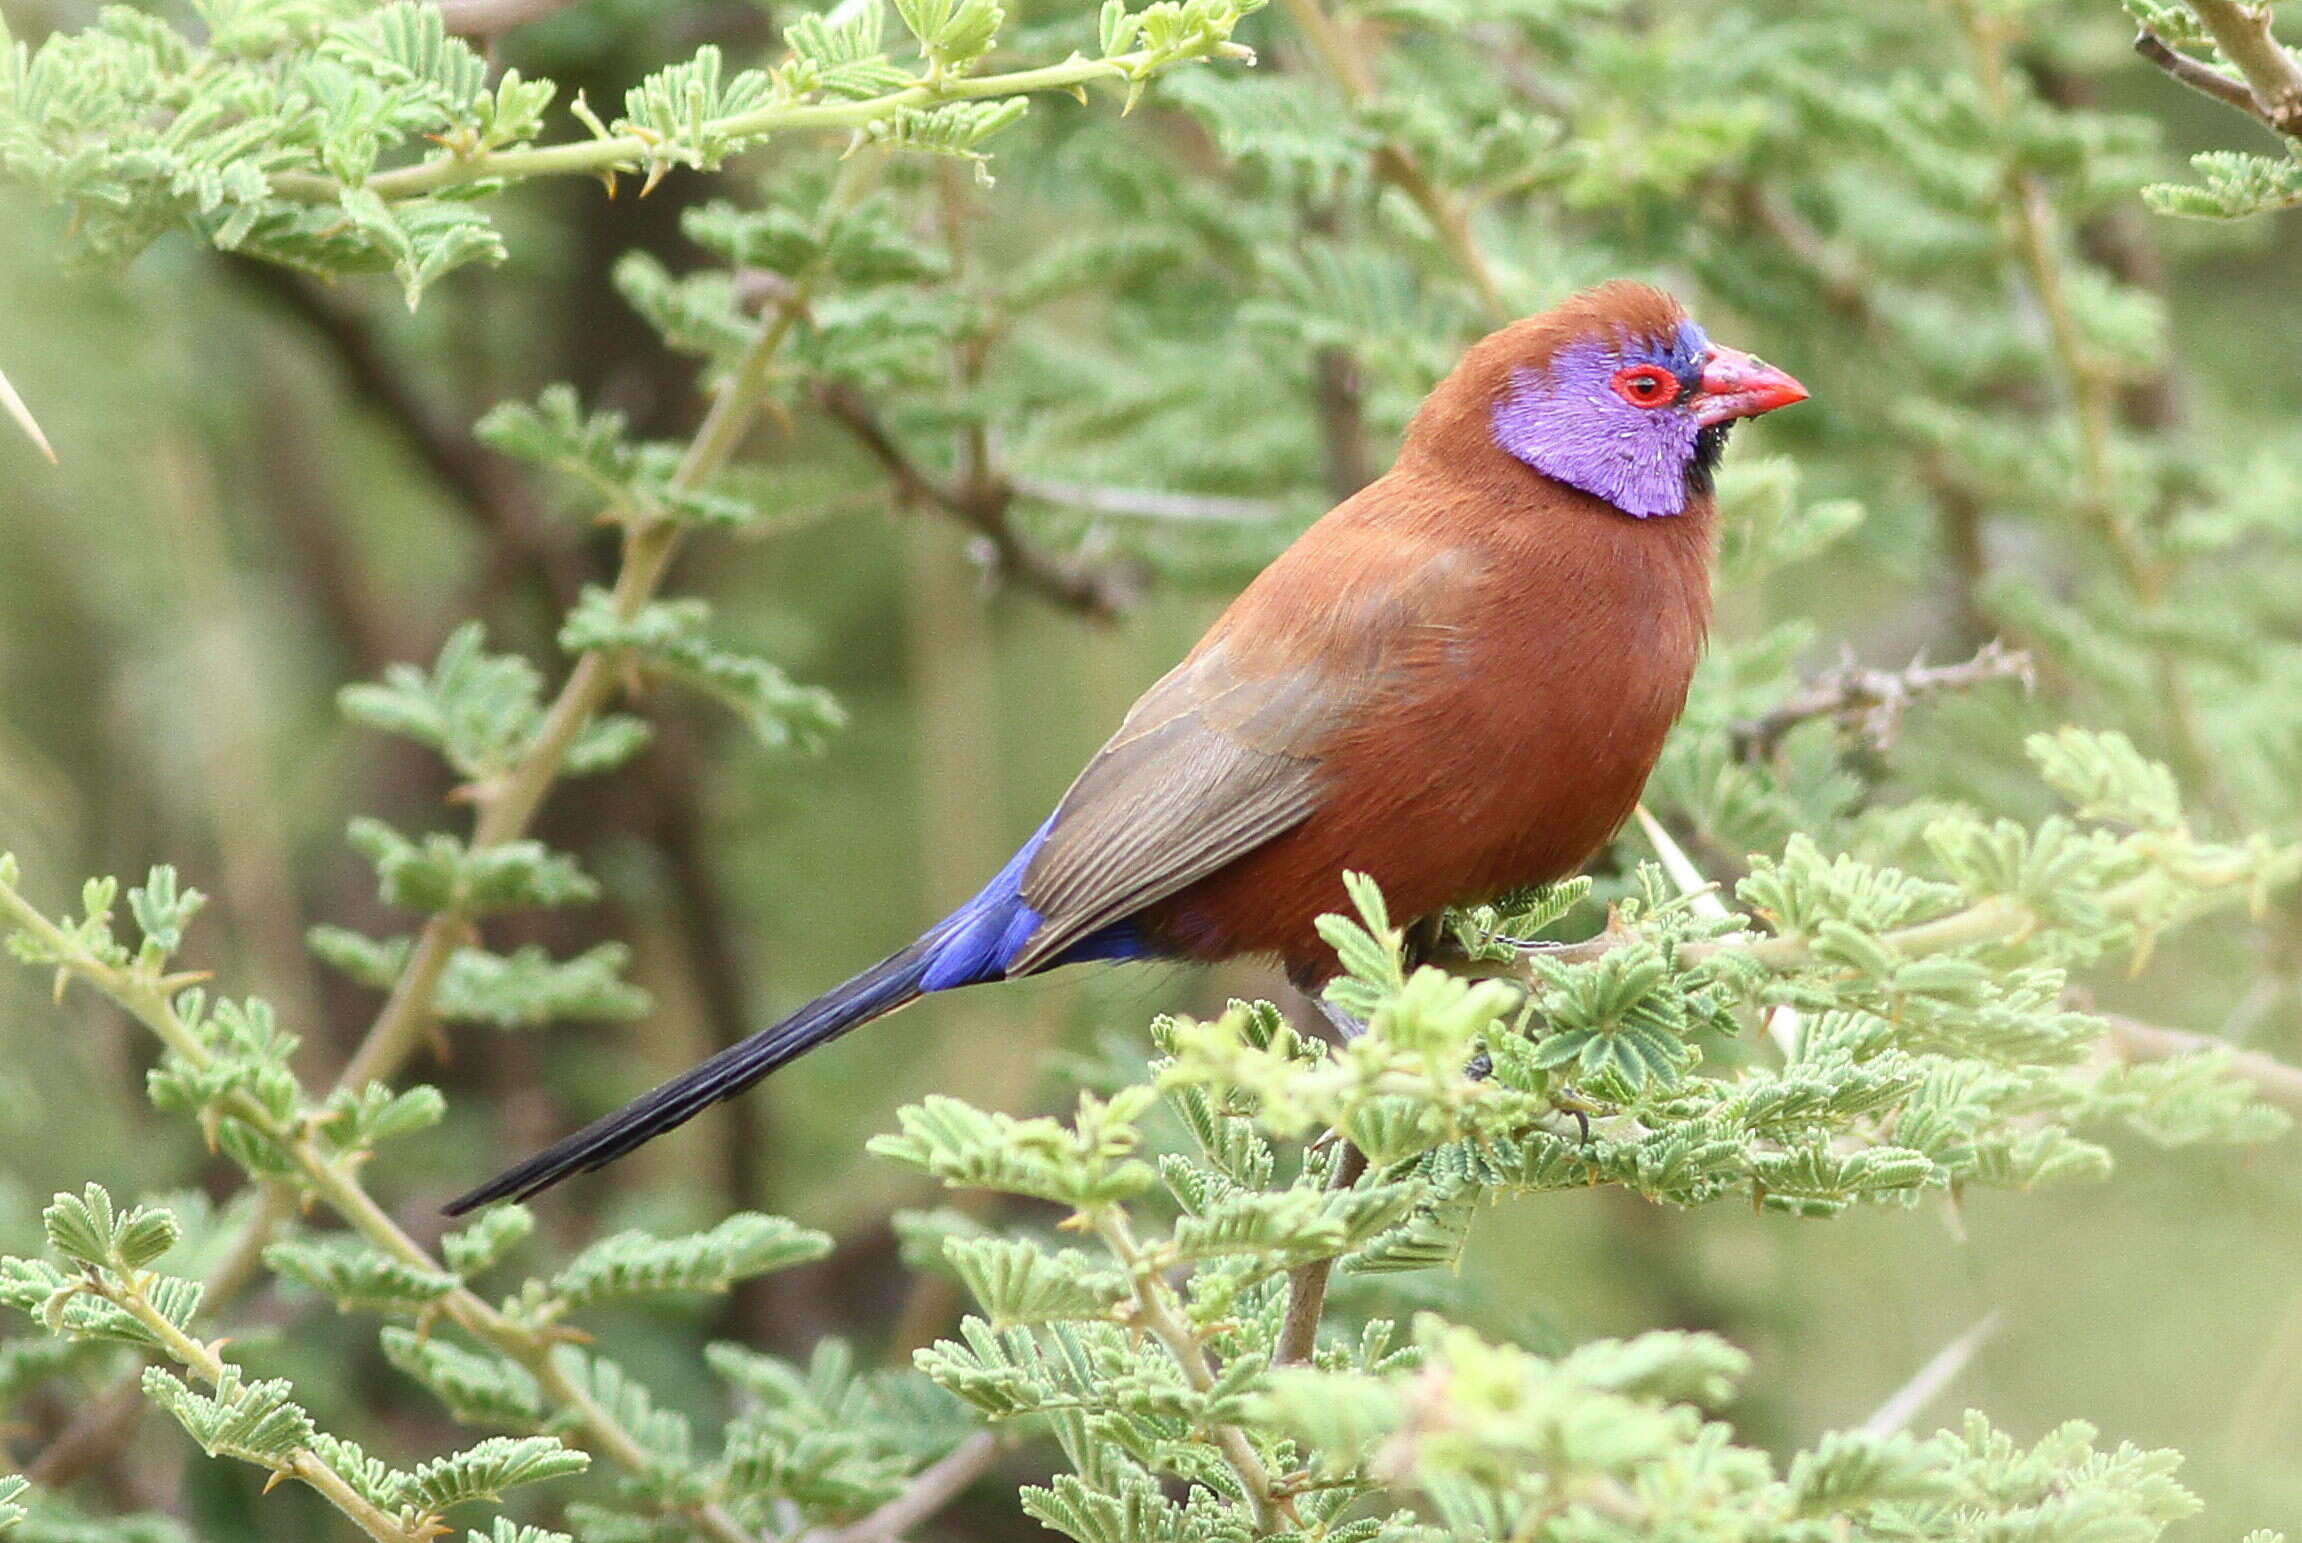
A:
447,281,1805,1214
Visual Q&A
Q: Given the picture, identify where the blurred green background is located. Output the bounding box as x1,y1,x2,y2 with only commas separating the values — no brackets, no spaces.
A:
3,0,2302,1532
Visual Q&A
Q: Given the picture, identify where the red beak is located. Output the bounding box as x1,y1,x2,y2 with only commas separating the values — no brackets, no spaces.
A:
1691,345,1808,427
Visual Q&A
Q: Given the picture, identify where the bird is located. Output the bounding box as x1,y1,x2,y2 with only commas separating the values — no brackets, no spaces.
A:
446,280,1806,1215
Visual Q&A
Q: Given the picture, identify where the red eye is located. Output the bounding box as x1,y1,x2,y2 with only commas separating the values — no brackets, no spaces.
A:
1610,366,1677,408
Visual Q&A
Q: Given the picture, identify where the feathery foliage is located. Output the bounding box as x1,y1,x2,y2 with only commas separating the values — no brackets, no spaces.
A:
1,0,2299,1537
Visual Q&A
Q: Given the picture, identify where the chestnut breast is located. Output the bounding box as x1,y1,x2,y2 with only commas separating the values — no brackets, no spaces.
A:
1143,459,1715,977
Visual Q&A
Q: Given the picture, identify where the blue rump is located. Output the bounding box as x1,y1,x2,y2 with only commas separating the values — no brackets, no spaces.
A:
917,816,1150,991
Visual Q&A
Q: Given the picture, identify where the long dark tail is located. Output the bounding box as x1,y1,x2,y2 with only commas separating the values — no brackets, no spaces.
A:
444,943,933,1214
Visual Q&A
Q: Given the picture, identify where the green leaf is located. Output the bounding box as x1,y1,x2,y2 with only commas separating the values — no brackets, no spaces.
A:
944,1236,1127,1328
346,817,598,915
559,589,844,753
340,623,651,781
140,1365,314,1469
319,1082,447,1153
264,1236,459,1316
537,1214,833,1315
869,1093,1160,1209
381,1328,543,1428
308,928,652,1028
404,1436,588,1512
466,1521,574,1543
442,1207,536,1279
44,1186,179,1272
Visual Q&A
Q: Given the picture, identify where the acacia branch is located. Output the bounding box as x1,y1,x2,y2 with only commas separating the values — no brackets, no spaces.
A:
82,1268,423,1543
2135,28,2280,122
15,204,841,1539
0,877,766,1543
273,49,1218,204
815,382,1146,618
333,269,817,1098
2173,1,2302,133
1275,1142,1367,1366
1275,0,1509,324
2102,1014,2302,1112
1731,642,2034,761
1011,476,1284,524
1093,1208,1286,1532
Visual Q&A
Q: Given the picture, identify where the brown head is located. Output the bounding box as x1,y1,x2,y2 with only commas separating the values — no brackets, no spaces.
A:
1398,281,1807,520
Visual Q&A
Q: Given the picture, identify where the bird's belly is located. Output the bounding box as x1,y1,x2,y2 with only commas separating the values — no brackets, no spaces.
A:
1145,667,1682,978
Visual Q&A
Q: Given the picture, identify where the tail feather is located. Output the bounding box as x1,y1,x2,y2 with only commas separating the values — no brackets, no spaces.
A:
443,944,933,1215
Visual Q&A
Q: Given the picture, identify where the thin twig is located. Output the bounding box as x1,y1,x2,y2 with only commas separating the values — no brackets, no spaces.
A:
1730,641,2034,761
2101,1014,2302,1112
1093,1208,1286,1531
802,1432,1003,1543
2134,28,2276,122
29,1182,299,1487
816,383,1146,618
1010,477,1284,524
85,1258,428,1541
1274,0,1511,324
272,49,1227,204
333,269,819,1099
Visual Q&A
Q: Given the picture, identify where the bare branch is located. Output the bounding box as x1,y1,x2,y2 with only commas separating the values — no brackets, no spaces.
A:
1730,641,2034,762
816,382,1147,619
2135,27,2278,122
2180,1,2302,134
1011,476,1284,524
1275,1142,1369,1366
802,1432,1004,1543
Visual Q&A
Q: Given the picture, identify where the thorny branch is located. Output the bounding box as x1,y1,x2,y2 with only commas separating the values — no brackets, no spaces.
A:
1731,641,2034,760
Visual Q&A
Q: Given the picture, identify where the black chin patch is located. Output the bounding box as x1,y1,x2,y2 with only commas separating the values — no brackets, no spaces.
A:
1688,421,1730,498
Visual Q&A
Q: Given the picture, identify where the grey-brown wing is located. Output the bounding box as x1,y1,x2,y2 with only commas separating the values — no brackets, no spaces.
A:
1003,638,1344,975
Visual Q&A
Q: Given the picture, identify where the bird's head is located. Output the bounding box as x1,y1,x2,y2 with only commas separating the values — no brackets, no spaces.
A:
1425,282,1807,520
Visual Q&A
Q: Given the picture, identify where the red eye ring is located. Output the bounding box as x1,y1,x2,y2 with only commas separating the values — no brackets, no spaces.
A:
1610,366,1677,409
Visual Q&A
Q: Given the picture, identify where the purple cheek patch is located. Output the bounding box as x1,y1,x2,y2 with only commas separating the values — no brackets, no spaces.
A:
1491,339,1705,519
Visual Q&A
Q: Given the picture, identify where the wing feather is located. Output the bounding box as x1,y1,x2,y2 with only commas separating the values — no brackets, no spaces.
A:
1005,518,1476,978
1005,642,1339,975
